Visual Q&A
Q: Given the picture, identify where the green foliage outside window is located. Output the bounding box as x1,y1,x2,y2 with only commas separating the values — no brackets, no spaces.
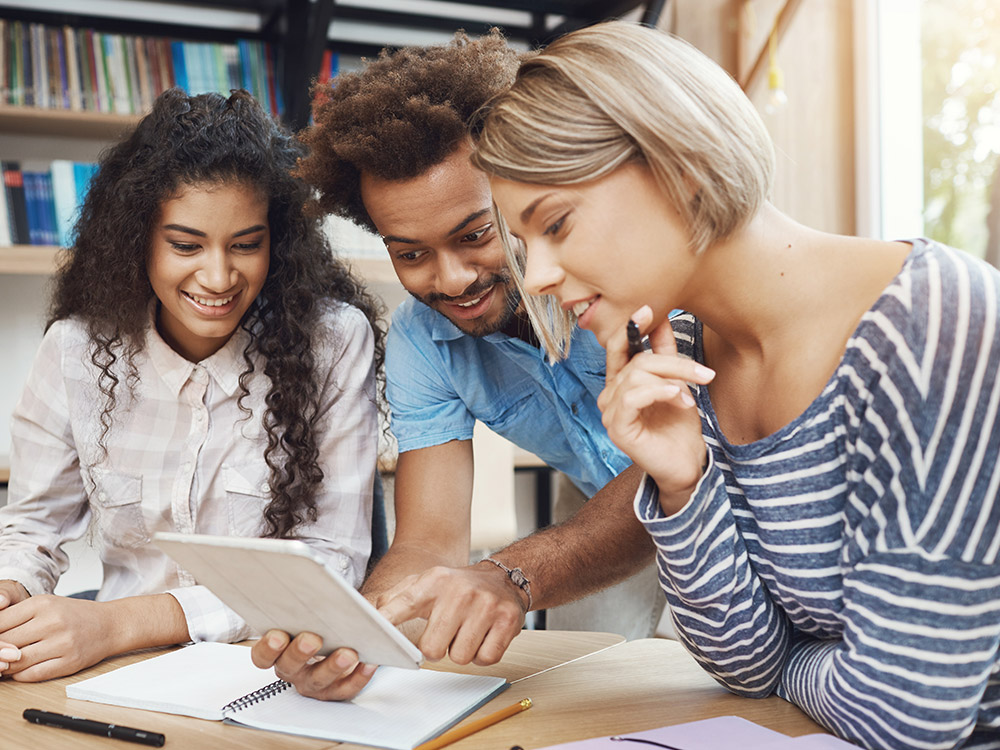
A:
922,0,1000,262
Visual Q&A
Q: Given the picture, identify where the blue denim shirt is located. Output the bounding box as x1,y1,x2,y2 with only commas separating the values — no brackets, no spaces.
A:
386,297,631,497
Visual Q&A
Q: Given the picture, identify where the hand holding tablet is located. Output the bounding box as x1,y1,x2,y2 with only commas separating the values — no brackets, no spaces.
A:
153,532,422,668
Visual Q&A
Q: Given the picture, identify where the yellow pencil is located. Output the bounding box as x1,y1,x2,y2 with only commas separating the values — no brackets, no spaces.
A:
415,697,533,750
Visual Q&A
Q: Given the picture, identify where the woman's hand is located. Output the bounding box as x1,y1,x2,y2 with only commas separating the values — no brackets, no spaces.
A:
0,591,189,682
599,305,715,516
0,580,28,674
0,595,126,681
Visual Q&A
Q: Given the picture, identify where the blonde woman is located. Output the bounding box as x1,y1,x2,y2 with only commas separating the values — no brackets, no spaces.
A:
473,21,1000,750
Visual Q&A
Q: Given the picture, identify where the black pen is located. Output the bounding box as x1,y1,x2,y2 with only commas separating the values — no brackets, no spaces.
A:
23,708,166,747
627,319,653,359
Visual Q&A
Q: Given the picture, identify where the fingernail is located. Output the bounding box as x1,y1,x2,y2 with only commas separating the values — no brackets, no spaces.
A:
297,636,320,656
361,663,377,676
0,595,7,607
0,661,7,671
0,647,19,660
664,383,680,398
266,632,284,649
681,390,696,407
694,364,715,380
334,651,355,669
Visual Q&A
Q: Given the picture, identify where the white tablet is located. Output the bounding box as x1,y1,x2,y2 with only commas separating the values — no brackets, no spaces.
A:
153,532,423,669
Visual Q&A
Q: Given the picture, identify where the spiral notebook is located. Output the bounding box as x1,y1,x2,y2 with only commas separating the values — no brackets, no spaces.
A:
66,642,508,750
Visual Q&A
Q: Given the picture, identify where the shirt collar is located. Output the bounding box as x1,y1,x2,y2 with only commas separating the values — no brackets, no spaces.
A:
145,302,248,397
423,302,517,345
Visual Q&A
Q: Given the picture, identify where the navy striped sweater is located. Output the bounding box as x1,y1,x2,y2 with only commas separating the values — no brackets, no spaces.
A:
635,239,1000,749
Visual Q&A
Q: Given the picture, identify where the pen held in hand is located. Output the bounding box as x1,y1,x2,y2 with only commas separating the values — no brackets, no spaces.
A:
414,697,532,750
23,708,165,746
627,319,653,359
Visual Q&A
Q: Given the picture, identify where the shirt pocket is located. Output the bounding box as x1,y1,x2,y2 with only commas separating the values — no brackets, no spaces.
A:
478,389,534,433
88,468,150,549
223,463,271,537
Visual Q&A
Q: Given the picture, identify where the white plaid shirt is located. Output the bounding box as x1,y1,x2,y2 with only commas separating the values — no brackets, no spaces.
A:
0,302,376,643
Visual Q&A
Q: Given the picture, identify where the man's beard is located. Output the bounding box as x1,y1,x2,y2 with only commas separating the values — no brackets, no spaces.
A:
409,271,521,338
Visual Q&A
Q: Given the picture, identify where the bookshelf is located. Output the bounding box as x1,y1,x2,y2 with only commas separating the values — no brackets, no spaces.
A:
0,0,662,475
0,106,141,139
0,109,398,283
0,0,663,280
0,245,399,285
0,244,61,274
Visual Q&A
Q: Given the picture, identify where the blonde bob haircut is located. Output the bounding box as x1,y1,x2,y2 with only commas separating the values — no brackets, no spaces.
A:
472,20,775,358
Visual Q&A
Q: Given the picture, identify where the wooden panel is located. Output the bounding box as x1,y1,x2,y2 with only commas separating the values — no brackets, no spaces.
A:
675,0,857,235
748,0,855,234
0,246,62,275
0,107,142,140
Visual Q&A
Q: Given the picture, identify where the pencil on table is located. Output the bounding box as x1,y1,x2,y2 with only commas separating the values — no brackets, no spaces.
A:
415,697,533,750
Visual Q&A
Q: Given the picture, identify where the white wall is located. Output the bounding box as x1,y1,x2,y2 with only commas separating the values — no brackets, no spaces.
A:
0,271,53,458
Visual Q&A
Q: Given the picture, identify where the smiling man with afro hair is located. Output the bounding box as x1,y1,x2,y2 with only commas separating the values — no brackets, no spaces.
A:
249,28,664,706
296,31,520,233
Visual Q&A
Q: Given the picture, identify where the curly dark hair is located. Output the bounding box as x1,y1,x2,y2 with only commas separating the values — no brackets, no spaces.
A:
47,88,385,539
296,30,521,233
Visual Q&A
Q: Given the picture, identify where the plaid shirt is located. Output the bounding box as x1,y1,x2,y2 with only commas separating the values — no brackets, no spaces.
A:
0,302,376,643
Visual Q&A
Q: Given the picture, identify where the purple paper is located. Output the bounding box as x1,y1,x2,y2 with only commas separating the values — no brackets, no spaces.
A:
537,716,789,749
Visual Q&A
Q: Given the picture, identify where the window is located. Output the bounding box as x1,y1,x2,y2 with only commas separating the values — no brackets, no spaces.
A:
858,0,1000,262
922,0,1000,261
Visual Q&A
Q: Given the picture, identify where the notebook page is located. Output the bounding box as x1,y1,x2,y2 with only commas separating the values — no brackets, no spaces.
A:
225,666,508,749
66,642,276,721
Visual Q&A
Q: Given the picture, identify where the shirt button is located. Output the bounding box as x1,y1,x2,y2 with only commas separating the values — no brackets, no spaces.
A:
339,559,349,572
571,403,579,415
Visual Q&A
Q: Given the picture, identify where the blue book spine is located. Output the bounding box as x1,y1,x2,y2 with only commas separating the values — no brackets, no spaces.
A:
72,162,98,212
39,172,59,246
171,40,187,92
238,39,252,93
23,171,42,245
185,42,201,94
50,159,76,248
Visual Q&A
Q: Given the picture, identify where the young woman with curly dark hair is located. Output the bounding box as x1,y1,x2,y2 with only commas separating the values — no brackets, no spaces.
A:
0,88,384,682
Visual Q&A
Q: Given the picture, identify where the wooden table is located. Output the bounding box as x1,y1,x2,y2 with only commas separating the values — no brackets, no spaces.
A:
0,630,622,749
2,631,831,749
341,638,831,750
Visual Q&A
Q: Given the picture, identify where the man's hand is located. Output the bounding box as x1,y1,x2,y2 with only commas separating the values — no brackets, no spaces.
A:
376,561,526,665
250,630,377,701
0,595,123,681
249,560,526,702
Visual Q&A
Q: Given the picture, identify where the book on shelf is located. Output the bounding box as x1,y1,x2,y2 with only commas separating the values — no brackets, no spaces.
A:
0,159,97,248
22,170,42,244
0,168,9,246
2,161,28,245
0,17,313,119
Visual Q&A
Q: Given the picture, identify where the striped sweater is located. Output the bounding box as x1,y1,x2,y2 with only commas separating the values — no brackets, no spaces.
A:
635,239,1000,749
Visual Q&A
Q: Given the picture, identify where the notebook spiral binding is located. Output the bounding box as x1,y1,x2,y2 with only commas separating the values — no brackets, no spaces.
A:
221,679,292,714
